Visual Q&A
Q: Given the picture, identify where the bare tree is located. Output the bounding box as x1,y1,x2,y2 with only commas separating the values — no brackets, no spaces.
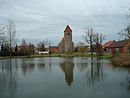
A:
118,8,130,40
43,39,52,47
4,20,17,58
84,27,95,55
19,39,28,55
19,39,35,56
75,42,88,53
119,25,130,40
37,41,45,51
0,25,5,48
94,33,105,55
28,43,35,56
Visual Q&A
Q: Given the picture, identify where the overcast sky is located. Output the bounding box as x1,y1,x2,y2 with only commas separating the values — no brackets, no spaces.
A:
0,0,130,45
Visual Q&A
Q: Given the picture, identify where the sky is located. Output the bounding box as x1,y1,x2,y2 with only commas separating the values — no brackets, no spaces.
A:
0,0,130,45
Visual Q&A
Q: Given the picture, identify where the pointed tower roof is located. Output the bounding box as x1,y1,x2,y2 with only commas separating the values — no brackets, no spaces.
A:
64,25,72,33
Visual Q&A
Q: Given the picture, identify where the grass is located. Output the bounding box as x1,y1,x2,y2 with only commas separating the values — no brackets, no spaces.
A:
100,53,112,59
0,52,112,59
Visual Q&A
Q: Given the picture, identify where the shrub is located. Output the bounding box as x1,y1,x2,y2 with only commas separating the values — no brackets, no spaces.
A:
112,54,130,67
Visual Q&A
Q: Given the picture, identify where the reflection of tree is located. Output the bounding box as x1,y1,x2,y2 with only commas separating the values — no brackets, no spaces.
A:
76,58,88,72
0,59,17,97
87,57,104,85
21,59,35,75
48,57,52,71
125,75,130,90
120,69,130,91
38,63,45,70
78,63,88,72
37,58,52,72
60,58,74,86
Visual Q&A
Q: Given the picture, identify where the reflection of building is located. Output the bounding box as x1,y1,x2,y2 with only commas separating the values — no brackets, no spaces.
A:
59,25,74,53
60,58,74,86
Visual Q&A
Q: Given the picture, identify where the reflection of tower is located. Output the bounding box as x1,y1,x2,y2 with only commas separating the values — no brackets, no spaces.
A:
60,58,74,86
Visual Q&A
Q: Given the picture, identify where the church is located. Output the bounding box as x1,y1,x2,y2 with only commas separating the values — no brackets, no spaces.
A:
59,25,74,53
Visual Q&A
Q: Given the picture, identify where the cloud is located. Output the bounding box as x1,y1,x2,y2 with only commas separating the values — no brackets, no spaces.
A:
0,0,130,45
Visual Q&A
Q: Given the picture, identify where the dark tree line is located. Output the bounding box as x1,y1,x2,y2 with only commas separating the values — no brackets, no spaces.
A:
0,20,53,57
18,39,35,56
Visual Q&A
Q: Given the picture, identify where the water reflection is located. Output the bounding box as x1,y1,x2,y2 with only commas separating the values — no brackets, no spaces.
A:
38,63,45,70
60,58,74,86
0,59,16,97
37,58,52,71
76,57,88,72
127,69,130,91
125,75,130,91
87,57,104,85
120,68,130,91
0,57,130,98
21,59,35,75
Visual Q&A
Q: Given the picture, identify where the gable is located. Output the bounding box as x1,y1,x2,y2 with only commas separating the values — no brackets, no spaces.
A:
64,25,72,33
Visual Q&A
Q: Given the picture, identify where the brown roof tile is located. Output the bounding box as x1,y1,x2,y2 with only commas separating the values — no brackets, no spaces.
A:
103,41,113,48
59,37,64,45
49,46,59,48
108,40,129,48
64,25,72,33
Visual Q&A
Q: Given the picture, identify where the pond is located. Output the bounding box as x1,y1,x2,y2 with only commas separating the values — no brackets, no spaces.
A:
0,57,130,98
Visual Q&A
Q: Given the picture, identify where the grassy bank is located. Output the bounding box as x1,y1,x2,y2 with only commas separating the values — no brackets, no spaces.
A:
0,52,112,59
112,54,130,67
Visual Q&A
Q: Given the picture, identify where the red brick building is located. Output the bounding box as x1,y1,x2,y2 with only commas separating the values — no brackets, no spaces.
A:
49,46,59,54
103,40,114,53
108,40,130,55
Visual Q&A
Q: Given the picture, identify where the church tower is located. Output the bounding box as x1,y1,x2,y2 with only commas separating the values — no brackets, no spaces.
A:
59,25,74,53
64,25,74,52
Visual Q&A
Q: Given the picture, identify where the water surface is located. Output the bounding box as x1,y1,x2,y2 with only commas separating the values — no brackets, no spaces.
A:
0,57,130,98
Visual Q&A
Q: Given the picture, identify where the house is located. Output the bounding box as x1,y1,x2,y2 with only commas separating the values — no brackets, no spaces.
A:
38,51,49,54
59,25,74,53
103,40,114,53
108,40,130,55
49,46,59,54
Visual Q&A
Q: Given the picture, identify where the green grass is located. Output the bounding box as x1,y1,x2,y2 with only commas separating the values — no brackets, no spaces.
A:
0,52,112,59
100,53,112,59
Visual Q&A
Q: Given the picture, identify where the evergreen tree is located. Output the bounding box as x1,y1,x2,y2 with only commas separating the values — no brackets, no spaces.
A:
15,44,18,53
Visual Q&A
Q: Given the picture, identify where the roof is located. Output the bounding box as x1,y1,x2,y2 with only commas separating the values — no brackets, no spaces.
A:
108,40,129,48
49,46,59,48
64,25,72,33
59,37,64,44
103,41,113,48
